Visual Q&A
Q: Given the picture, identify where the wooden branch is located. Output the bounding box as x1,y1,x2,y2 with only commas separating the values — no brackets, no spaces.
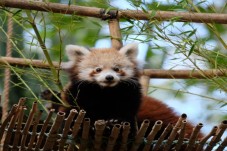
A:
58,109,77,150
35,109,55,150
0,57,60,69
142,69,227,79
1,0,227,24
79,118,91,151
216,136,227,151
1,57,227,79
143,120,163,151
20,101,38,150
94,120,106,151
108,19,122,49
205,120,227,151
163,113,187,151
43,111,65,150
174,120,187,151
153,123,173,151
131,119,150,151
106,124,121,151
27,110,43,150
119,122,131,151
196,126,218,151
67,110,86,151
185,123,203,151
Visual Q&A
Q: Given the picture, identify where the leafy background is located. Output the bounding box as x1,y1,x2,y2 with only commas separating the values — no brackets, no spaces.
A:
0,0,227,135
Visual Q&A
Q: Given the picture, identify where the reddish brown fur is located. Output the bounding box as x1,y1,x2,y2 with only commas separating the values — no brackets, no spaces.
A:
138,96,204,139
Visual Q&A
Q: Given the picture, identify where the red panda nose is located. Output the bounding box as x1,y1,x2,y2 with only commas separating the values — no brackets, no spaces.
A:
105,75,114,81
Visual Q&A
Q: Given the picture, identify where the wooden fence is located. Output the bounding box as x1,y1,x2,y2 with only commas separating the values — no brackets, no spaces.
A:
0,99,226,151
0,1,227,150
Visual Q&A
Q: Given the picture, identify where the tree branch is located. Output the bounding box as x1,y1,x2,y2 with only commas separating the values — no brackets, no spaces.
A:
1,0,227,24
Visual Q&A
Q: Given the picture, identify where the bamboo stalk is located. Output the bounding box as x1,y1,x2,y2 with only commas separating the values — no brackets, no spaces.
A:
185,123,203,151
140,76,150,95
3,106,21,151
108,19,122,50
27,110,43,150
163,113,187,151
42,111,65,150
1,57,227,79
17,97,26,107
0,57,60,69
106,124,121,151
119,122,131,151
79,118,90,151
143,120,163,151
1,0,227,24
0,104,18,141
153,123,173,151
67,110,86,151
142,69,227,79
130,119,150,151
12,107,26,151
174,120,187,151
205,120,227,151
216,136,227,151
20,101,38,150
196,126,218,151
2,97,25,148
93,120,106,151
35,109,55,150
59,109,78,151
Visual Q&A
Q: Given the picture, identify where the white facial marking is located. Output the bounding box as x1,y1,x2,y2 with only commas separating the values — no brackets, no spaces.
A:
95,70,120,87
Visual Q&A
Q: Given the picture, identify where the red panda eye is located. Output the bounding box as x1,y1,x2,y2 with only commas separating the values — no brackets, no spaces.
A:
113,67,120,72
96,67,102,73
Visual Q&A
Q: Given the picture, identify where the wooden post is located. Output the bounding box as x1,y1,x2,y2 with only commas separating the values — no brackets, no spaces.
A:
108,19,123,49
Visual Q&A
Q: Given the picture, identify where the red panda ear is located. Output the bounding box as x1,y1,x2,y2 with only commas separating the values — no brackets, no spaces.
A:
65,45,90,61
119,43,138,61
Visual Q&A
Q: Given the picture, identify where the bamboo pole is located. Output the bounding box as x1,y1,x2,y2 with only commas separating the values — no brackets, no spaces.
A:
0,57,60,69
196,126,218,151
58,109,78,151
119,122,131,151
3,107,21,151
185,123,203,151
35,109,55,150
216,136,227,151
140,75,150,95
12,107,26,151
142,69,227,79
79,118,90,151
163,113,187,151
1,57,227,79
130,119,150,151
42,111,65,150
20,101,38,150
1,0,227,24
27,110,43,150
174,120,187,151
205,120,227,151
153,123,173,151
106,124,121,151
67,110,86,151
93,120,106,151
108,18,122,50
0,104,18,141
143,120,163,151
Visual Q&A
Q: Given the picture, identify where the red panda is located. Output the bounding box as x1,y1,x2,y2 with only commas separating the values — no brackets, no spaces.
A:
42,43,203,139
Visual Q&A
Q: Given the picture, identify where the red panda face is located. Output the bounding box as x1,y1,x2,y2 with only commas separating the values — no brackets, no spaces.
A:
62,43,138,87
